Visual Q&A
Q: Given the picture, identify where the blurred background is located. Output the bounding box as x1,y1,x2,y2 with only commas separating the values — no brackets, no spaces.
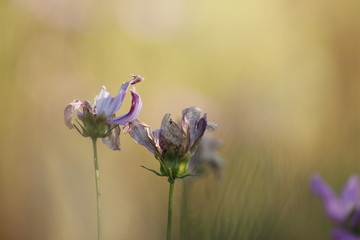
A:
1,0,360,239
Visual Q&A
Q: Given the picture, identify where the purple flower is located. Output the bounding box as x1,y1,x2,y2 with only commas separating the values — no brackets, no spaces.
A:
124,107,211,182
332,229,360,240
64,75,143,150
188,136,224,179
311,173,360,240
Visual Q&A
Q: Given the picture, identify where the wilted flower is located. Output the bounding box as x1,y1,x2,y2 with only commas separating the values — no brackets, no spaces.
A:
311,173,360,240
124,107,211,182
64,75,143,150
188,136,224,179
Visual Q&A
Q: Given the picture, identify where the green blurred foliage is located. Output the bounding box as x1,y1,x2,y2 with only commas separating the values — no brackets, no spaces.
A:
0,0,360,239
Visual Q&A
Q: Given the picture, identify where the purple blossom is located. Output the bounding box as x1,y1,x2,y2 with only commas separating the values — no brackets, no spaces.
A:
311,173,360,240
64,75,143,150
124,107,211,181
332,229,360,240
188,136,224,179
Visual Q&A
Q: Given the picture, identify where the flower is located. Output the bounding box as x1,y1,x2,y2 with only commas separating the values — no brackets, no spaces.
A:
311,174,360,240
124,107,211,182
188,136,224,179
64,75,143,150
332,229,360,240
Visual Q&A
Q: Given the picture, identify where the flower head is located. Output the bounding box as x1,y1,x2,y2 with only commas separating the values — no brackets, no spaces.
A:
64,75,143,150
124,107,212,182
188,136,224,179
311,173,360,240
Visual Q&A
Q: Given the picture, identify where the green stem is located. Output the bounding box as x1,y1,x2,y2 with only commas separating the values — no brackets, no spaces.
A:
167,180,175,240
92,138,102,240
180,181,189,240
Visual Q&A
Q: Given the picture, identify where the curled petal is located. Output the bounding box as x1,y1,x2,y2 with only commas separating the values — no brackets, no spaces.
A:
311,174,347,222
96,75,144,117
206,122,218,132
331,229,360,240
107,88,142,125
124,119,157,154
102,125,121,151
64,100,83,129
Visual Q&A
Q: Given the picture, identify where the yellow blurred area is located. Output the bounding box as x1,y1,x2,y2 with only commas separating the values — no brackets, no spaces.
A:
0,0,360,239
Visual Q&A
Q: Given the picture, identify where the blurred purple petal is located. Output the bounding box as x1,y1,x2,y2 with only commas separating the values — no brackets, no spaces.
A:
332,229,360,240
341,176,360,210
108,88,142,125
311,174,347,222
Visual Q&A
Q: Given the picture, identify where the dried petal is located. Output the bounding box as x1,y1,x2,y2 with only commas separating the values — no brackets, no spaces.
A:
124,119,158,154
64,100,83,129
102,125,121,151
160,114,184,148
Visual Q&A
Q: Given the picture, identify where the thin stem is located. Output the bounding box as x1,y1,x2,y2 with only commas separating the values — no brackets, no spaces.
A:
92,138,102,240
180,181,189,240
167,181,175,240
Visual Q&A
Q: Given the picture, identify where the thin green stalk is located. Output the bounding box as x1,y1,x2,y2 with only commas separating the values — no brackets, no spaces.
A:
180,181,189,240
92,138,102,240
167,181,175,240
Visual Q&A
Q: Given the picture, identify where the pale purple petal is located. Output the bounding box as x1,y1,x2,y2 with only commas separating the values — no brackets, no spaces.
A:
332,229,360,240
123,119,157,154
64,100,83,129
340,176,360,211
95,86,112,116
95,75,143,117
100,75,143,118
102,125,121,151
311,174,347,222
107,88,142,125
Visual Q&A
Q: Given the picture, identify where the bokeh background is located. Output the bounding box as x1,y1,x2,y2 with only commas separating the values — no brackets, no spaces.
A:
1,0,360,239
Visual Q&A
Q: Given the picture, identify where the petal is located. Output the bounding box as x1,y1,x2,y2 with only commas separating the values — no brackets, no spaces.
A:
123,119,157,154
107,88,142,125
160,113,184,147
311,174,347,222
95,86,111,116
341,176,360,210
331,229,360,240
189,136,224,178
206,122,218,132
64,100,83,129
98,75,143,117
102,125,121,151
189,114,208,154
182,107,207,152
